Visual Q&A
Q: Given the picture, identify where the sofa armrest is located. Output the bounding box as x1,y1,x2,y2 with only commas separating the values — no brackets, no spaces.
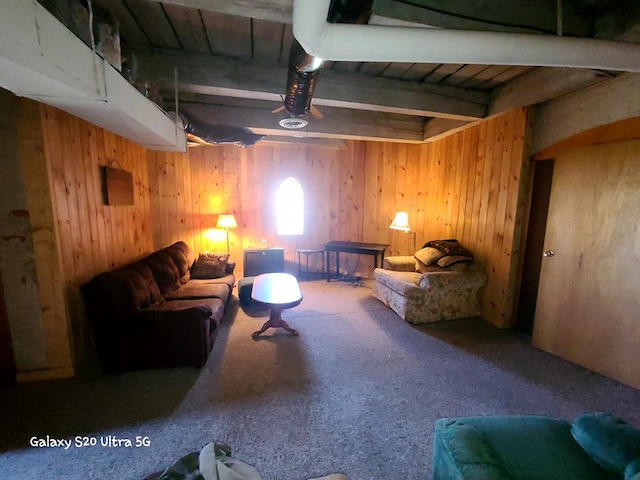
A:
419,270,487,291
433,418,514,480
382,256,416,272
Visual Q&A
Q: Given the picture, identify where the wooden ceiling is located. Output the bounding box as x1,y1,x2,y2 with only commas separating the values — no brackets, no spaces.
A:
70,1,640,143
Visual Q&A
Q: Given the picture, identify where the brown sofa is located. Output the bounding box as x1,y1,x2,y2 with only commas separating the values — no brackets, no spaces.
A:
81,241,235,373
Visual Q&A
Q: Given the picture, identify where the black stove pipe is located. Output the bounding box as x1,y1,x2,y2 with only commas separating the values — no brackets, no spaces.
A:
283,0,373,118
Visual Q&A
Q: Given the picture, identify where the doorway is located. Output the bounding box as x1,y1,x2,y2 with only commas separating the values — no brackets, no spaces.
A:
515,159,554,334
0,271,16,386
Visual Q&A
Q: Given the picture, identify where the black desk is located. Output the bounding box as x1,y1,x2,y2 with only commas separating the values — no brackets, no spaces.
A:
323,241,389,282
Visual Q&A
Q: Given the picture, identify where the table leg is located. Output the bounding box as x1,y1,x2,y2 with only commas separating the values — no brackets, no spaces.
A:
252,307,299,338
326,250,331,282
336,252,340,279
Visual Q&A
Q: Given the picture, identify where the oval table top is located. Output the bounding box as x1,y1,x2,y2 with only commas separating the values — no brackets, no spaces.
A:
251,272,303,309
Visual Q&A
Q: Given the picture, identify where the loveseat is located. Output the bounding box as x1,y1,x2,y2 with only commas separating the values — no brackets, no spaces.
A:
372,239,487,324
81,241,236,373
433,413,640,479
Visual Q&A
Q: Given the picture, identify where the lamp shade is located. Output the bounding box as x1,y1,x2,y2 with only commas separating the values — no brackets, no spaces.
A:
390,211,411,232
216,214,238,229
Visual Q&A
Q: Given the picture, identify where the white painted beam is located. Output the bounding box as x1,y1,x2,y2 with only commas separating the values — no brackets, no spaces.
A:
0,0,185,151
142,0,293,24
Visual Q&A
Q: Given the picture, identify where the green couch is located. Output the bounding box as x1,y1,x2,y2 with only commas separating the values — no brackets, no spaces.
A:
433,413,640,480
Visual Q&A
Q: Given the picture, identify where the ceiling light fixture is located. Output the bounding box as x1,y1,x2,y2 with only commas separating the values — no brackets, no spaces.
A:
279,117,309,129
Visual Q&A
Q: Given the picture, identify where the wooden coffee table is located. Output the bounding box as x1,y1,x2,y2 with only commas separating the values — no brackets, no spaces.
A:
251,273,303,338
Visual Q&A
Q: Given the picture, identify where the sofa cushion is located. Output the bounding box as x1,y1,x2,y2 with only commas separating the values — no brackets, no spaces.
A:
189,274,236,291
128,261,164,304
191,252,229,279
111,267,155,310
165,282,230,306
151,297,225,332
163,242,194,284
373,269,425,300
142,251,181,295
572,412,640,475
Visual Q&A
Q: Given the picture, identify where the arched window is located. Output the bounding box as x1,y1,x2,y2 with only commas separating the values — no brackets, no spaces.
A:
276,177,304,235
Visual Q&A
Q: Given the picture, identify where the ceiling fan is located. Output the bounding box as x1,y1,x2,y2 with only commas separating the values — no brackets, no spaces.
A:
271,101,324,120
270,95,325,129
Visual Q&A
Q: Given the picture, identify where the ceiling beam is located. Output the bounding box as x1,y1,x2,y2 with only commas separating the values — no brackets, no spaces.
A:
136,49,487,120
178,100,427,143
371,0,592,36
488,67,613,117
595,2,640,43
141,0,293,24
531,73,640,155
423,118,473,142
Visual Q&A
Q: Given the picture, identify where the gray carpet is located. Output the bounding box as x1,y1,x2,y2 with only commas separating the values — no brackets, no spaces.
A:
1,279,640,479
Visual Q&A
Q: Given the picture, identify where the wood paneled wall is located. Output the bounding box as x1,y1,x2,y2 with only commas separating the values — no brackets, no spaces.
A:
7,101,529,379
17,100,154,374
149,108,531,327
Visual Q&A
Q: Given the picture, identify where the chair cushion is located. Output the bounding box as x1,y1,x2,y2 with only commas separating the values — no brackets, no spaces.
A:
626,458,640,480
435,415,614,480
572,412,640,475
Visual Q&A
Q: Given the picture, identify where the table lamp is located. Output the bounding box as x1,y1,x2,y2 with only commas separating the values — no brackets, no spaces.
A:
390,211,411,232
390,211,417,252
216,214,238,253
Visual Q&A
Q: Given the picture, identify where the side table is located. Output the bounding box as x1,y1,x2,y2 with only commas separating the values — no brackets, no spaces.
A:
297,249,325,280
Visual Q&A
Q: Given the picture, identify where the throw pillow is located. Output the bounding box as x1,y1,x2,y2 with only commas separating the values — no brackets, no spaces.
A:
571,412,640,475
414,247,445,266
415,260,442,274
191,252,230,279
437,255,473,268
424,239,474,258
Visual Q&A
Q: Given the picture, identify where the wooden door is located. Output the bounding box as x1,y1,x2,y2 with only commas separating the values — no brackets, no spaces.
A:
531,141,640,389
